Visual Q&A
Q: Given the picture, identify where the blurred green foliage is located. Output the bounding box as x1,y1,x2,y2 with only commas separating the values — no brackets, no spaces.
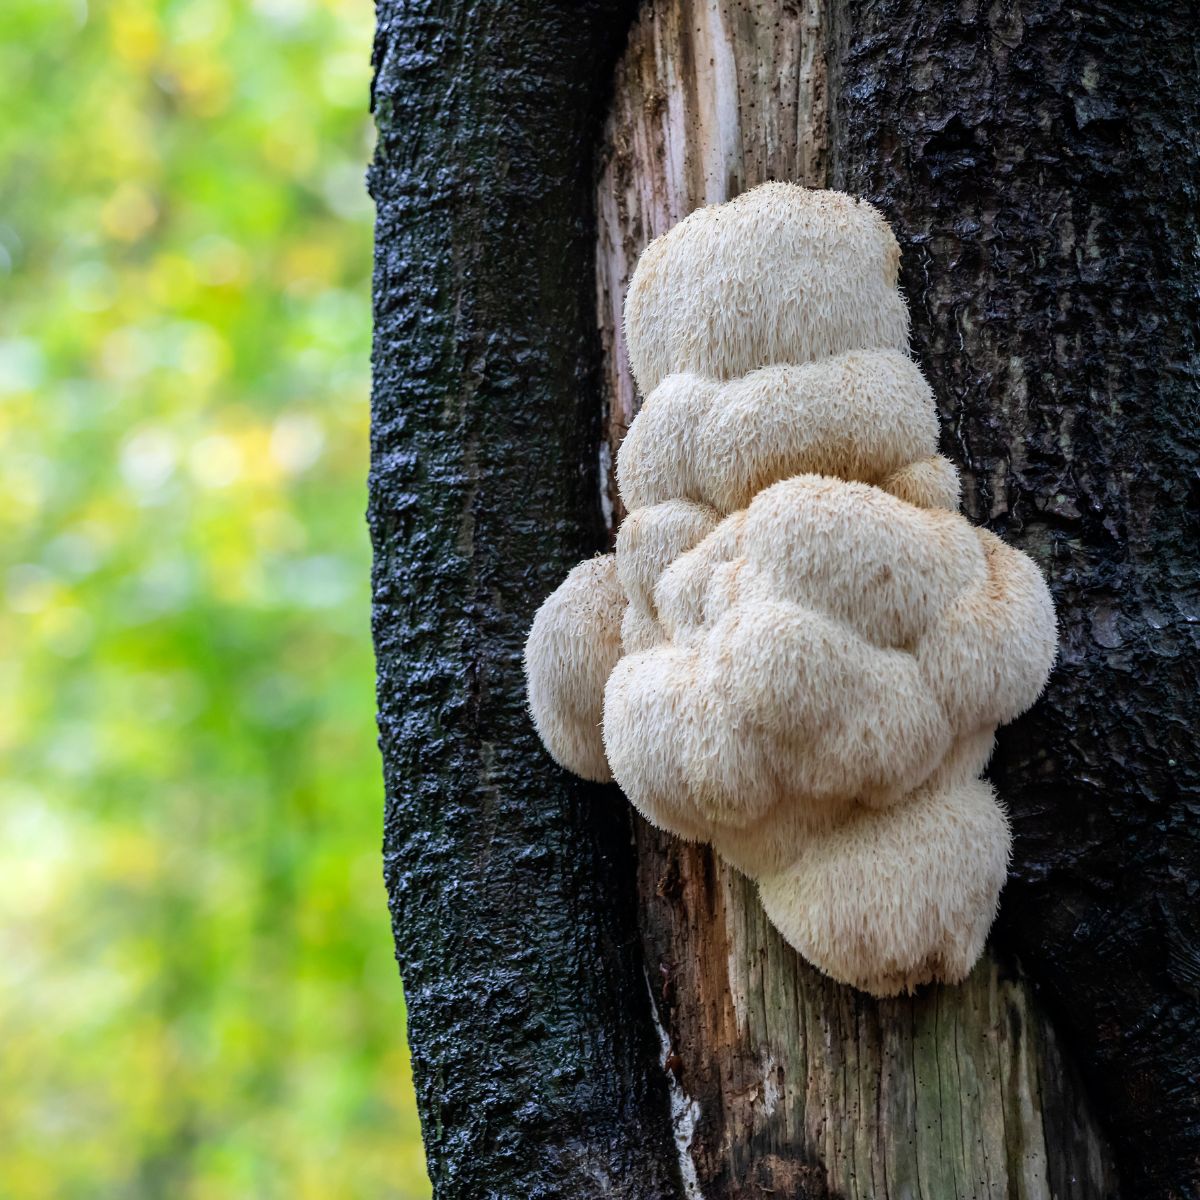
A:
0,0,429,1195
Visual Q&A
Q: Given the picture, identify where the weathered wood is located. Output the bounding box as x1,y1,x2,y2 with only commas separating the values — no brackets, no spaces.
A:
596,3,1117,1196
633,838,1114,1199
596,0,827,528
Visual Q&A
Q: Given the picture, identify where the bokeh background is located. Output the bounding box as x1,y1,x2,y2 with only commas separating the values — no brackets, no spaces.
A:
0,0,429,1195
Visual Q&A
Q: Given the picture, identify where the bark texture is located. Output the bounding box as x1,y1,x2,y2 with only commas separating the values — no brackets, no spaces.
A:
596,3,1116,1196
368,4,682,1197
828,2,1200,1195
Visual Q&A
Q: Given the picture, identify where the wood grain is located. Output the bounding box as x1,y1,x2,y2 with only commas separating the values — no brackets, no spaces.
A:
596,0,826,529
595,3,1116,1195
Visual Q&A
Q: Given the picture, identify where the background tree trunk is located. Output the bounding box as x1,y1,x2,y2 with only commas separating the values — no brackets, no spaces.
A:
371,1,1198,1197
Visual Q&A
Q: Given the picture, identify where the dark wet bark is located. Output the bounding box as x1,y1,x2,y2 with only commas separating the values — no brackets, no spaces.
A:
828,2,1200,1196
367,3,681,1198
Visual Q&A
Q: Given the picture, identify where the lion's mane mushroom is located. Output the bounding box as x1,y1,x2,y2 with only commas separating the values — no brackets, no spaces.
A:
523,182,1057,996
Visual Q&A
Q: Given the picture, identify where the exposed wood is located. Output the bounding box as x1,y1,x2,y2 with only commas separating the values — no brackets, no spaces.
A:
596,3,1117,1196
597,0,827,529
635,838,1113,1199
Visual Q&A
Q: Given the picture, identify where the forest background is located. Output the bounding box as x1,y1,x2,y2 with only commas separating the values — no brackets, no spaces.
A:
0,1,430,1195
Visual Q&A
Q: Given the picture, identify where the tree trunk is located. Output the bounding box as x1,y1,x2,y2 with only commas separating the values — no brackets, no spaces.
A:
368,4,681,1196
371,1,1198,1197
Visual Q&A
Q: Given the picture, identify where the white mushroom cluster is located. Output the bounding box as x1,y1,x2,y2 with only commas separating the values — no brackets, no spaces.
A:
525,183,1057,996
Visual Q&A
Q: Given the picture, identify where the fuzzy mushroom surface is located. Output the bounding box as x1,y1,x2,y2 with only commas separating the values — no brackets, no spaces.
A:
524,182,1057,996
